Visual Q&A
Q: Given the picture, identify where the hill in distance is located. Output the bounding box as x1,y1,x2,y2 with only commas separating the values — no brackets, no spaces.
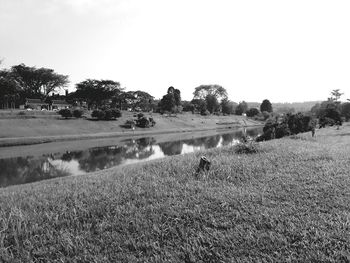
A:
247,101,321,113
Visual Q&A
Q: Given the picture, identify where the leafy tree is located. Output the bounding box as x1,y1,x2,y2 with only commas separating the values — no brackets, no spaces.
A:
341,102,350,121
174,90,181,106
330,89,343,102
260,99,273,113
220,98,236,115
257,113,316,141
205,94,220,113
182,101,195,112
111,91,135,110
1,64,68,108
235,101,248,115
310,103,321,116
193,84,228,102
246,108,259,117
191,99,207,113
319,107,342,127
11,64,69,98
159,87,181,113
74,79,123,109
159,93,175,112
0,70,21,108
132,91,154,111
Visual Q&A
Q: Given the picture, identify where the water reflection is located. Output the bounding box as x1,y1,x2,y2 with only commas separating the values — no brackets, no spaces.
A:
0,128,261,188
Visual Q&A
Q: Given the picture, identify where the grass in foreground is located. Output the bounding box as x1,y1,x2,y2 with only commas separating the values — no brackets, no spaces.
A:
1,125,350,262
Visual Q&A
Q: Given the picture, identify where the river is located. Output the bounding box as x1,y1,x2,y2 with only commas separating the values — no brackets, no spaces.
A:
0,127,261,188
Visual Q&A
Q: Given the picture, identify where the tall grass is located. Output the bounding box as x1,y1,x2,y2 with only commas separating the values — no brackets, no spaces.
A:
0,125,350,262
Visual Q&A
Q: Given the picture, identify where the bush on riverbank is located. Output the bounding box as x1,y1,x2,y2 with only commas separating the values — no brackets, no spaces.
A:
58,109,84,119
234,141,261,154
257,112,316,141
58,108,72,118
91,108,122,120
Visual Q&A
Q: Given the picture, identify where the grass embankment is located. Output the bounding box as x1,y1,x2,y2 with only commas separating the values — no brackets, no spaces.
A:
0,111,261,147
1,125,350,262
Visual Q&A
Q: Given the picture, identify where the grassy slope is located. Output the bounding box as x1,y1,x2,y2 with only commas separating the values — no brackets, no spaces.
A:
0,111,260,139
1,125,350,262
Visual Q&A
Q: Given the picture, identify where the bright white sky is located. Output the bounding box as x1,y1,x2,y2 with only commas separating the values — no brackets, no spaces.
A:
0,0,349,102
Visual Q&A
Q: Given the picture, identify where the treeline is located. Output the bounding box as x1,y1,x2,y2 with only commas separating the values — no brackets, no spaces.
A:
256,89,349,141
0,63,69,108
1,63,350,125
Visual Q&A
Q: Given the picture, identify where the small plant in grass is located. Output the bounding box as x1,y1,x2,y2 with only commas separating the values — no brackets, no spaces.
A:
149,117,156,127
58,108,72,119
234,141,261,154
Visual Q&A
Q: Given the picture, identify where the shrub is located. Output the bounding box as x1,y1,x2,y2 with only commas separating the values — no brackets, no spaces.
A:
256,113,316,141
111,109,122,118
137,113,144,119
122,119,136,129
104,109,114,120
91,110,105,120
136,116,150,128
201,109,210,116
58,109,72,119
234,141,260,154
319,108,342,127
73,109,83,118
319,117,335,128
91,108,121,120
246,108,260,117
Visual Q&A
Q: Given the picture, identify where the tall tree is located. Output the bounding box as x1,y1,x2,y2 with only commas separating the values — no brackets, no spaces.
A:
221,98,237,115
341,102,350,121
205,94,220,113
0,69,21,108
11,64,69,98
260,99,273,113
193,84,228,102
159,86,181,113
235,101,248,115
191,98,207,113
330,89,343,102
131,90,154,111
73,79,123,109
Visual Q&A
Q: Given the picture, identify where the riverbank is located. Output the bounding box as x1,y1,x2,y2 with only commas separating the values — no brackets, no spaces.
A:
0,111,262,147
1,124,349,262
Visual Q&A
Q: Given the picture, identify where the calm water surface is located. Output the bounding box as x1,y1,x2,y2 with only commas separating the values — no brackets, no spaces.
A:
0,128,261,188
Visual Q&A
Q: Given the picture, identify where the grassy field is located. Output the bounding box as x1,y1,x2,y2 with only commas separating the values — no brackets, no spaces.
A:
0,124,350,262
0,110,261,147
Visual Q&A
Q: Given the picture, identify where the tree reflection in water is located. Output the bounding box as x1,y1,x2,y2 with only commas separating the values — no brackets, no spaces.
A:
0,157,70,188
0,128,262,188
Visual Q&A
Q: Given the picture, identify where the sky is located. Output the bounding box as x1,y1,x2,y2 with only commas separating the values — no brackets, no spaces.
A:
0,0,349,102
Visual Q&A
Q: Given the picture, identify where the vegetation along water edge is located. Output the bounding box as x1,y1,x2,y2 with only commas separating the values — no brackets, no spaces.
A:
0,124,349,262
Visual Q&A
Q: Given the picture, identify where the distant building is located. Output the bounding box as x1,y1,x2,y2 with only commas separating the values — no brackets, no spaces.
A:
52,100,70,110
25,99,49,110
25,98,70,110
